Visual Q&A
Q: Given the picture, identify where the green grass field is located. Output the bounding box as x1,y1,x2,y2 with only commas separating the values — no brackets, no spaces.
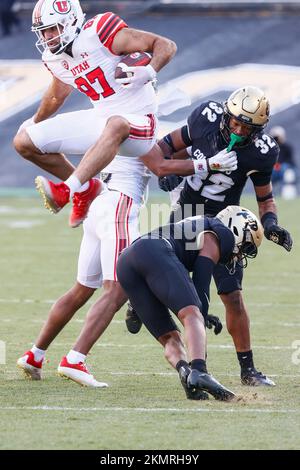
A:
0,193,299,450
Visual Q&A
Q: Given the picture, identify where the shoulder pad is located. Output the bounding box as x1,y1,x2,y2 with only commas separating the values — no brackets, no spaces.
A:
188,101,223,140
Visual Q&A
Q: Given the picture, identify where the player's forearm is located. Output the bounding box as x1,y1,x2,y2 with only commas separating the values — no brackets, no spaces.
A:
34,93,66,122
171,149,190,160
255,183,277,221
141,146,194,177
157,159,194,177
149,36,177,72
141,144,195,177
34,79,72,122
157,130,189,158
258,198,277,221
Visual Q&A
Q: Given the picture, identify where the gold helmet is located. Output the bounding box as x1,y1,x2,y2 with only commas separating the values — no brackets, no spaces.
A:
216,205,264,270
221,86,270,145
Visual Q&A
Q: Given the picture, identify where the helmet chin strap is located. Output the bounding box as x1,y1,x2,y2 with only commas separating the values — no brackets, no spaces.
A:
227,133,246,152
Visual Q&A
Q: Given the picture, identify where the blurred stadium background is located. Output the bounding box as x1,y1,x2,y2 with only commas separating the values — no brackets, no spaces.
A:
0,0,300,451
1,0,300,191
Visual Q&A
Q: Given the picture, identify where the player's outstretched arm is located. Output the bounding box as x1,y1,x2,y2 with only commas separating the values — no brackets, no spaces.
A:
34,77,73,123
255,183,293,252
140,142,195,177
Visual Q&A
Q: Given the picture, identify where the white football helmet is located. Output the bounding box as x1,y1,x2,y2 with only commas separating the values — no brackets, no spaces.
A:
32,0,85,55
216,205,263,270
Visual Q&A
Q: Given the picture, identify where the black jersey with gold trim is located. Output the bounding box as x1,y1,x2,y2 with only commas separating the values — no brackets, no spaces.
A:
179,101,279,216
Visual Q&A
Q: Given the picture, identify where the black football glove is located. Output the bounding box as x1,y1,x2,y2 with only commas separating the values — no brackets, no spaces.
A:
264,224,293,252
158,174,183,192
205,314,223,335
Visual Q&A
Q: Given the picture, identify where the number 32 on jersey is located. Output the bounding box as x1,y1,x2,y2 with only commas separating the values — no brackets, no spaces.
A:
201,102,223,122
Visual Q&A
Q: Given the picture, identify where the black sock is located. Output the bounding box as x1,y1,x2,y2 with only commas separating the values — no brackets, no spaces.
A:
237,350,254,371
175,360,189,372
191,359,207,373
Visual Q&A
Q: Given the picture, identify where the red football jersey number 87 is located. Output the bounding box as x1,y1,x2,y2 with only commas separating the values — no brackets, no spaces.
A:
74,66,115,101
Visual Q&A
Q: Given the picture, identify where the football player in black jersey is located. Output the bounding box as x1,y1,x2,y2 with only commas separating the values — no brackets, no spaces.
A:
118,206,263,400
126,86,293,387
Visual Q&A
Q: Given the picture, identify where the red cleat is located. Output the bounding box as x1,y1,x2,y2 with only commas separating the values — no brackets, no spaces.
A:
35,176,70,214
17,350,43,380
69,178,102,228
57,356,108,387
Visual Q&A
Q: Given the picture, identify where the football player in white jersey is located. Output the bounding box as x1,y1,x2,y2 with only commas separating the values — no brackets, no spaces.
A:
14,0,237,226
17,155,152,386
13,0,177,227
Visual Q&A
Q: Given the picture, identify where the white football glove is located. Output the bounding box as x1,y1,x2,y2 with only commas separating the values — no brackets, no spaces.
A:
17,116,36,134
193,149,237,175
116,64,157,89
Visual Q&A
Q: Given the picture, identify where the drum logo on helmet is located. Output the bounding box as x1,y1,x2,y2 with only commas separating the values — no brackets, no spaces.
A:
53,0,71,14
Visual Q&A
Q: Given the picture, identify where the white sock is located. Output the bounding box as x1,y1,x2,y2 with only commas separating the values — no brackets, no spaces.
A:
75,182,89,194
64,175,84,197
66,349,86,364
31,345,46,362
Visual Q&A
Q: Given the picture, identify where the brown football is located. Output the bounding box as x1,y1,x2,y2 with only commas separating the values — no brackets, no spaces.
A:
115,52,152,80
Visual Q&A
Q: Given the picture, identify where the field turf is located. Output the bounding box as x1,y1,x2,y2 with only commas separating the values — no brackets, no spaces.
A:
0,194,299,450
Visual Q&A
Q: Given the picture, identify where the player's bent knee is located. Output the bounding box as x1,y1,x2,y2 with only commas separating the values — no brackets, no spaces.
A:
73,282,96,302
106,115,131,139
178,305,204,324
13,131,37,160
223,290,245,314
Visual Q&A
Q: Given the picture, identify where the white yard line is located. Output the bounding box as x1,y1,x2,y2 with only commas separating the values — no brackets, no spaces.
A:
0,406,299,414
1,298,300,309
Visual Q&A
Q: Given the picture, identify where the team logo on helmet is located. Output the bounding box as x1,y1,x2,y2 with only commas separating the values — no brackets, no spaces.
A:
53,0,71,14
216,205,263,272
236,210,258,232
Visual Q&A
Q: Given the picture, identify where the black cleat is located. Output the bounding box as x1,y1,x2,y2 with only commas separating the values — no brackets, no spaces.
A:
125,302,142,334
187,369,236,401
241,368,275,387
178,366,209,400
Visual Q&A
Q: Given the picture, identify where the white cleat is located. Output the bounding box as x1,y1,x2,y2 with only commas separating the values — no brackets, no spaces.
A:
17,351,43,380
57,356,108,388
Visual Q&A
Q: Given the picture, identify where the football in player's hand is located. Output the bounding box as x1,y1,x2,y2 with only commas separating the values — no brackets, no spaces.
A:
115,52,152,81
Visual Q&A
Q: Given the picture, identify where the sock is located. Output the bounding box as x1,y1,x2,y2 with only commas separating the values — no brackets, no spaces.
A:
176,360,189,372
64,175,83,197
237,350,254,371
191,359,207,373
66,350,87,364
31,345,46,362
75,182,89,194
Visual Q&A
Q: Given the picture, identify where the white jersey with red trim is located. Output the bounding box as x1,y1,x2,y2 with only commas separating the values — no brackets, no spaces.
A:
42,12,157,116
101,155,151,205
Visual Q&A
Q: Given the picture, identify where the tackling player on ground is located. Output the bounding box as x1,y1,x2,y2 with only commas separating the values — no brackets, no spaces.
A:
118,206,264,400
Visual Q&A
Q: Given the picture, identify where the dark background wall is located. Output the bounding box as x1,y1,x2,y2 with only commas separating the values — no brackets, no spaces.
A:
1,2,300,187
